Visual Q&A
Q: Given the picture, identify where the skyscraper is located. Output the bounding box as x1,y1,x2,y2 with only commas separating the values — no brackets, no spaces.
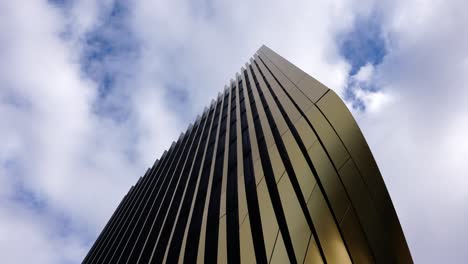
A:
83,45,412,263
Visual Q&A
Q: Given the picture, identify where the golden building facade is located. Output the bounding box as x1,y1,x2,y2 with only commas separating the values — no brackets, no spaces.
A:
83,46,412,263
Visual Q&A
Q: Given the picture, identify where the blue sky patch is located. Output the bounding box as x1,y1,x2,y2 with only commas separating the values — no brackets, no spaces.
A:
338,13,386,75
338,13,387,111
79,1,139,121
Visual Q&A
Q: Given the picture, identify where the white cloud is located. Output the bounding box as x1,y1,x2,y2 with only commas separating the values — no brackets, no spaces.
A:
356,88,394,114
0,1,150,262
129,0,355,114
348,63,394,114
352,0,468,262
0,200,87,264
0,0,356,261
354,62,374,82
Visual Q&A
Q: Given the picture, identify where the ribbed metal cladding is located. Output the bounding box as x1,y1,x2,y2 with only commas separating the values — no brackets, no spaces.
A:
83,45,413,264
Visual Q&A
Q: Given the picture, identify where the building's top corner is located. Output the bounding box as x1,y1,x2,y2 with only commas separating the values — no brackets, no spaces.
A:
259,44,269,51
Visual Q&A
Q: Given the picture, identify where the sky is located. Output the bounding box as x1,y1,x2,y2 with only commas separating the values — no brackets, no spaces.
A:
0,0,467,263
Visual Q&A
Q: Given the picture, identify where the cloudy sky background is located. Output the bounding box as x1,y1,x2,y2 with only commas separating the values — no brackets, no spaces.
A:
1,0,467,263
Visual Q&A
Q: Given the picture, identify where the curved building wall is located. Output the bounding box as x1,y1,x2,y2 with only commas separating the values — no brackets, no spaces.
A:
83,45,412,264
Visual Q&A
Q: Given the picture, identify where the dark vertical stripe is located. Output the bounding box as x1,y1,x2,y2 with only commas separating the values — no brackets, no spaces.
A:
126,122,203,263
239,72,268,263
147,111,209,263
109,134,189,263
89,175,148,264
204,91,230,262
114,130,195,263
245,64,297,263
252,60,317,227
83,188,130,263
226,83,240,264
155,107,216,263
87,150,169,264
183,98,223,262
255,57,325,260
91,165,153,264
99,139,185,264
120,123,197,263
258,53,349,219
134,127,195,262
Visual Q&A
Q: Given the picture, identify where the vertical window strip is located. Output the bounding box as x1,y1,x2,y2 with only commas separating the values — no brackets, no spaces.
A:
89,150,171,264
126,127,196,262
254,57,352,261
92,156,161,264
239,70,268,263
245,64,297,262
226,82,240,263
204,92,230,262
109,138,180,263
162,104,217,263
215,85,233,263
84,186,134,263
99,137,186,264
183,98,223,261
117,125,199,264
148,110,210,264
91,187,142,264
127,112,205,263
123,123,201,263
95,148,172,264
110,132,193,263
91,148,172,264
